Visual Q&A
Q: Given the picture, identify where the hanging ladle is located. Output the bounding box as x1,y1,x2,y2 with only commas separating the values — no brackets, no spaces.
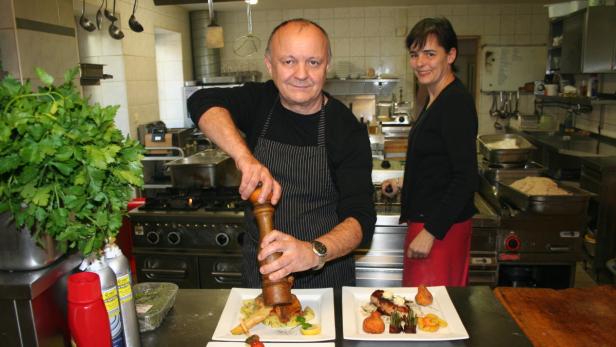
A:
96,0,104,30
79,0,96,32
108,0,124,40
128,0,143,32
104,0,117,22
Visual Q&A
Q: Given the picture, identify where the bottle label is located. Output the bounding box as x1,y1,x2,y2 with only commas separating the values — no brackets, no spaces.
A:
116,273,134,304
102,287,124,347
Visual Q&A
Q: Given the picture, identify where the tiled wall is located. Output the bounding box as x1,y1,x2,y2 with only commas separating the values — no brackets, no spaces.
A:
155,28,185,128
0,0,79,82
77,21,130,136
216,3,550,135
73,0,192,137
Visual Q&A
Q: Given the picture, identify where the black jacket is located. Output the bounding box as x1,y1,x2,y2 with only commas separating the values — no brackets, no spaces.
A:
188,80,376,244
400,78,478,239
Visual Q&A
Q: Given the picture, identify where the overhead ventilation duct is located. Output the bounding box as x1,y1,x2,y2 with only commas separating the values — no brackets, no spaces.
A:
190,10,221,80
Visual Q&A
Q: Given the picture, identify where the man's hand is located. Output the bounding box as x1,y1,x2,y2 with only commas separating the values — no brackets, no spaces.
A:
257,230,317,281
235,154,282,205
407,228,435,259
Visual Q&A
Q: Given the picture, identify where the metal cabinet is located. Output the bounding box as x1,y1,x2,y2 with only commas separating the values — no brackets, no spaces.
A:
552,6,616,74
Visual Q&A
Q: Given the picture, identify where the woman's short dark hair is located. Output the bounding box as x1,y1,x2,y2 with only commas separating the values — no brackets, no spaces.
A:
405,17,458,69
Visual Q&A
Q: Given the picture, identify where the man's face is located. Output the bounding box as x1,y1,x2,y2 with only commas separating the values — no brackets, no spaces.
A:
265,22,330,114
409,34,456,87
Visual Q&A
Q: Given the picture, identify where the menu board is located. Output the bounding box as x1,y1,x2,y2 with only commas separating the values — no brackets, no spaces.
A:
480,45,547,92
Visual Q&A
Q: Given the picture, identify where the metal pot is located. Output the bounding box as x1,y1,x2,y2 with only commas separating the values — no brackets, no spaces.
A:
0,212,66,270
164,149,240,188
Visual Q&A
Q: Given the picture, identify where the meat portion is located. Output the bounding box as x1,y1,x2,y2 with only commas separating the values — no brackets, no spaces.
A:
370,290,409,316
272,294,302,323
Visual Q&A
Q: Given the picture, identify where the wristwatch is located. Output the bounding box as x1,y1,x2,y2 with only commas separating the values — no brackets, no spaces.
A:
311,240,327,271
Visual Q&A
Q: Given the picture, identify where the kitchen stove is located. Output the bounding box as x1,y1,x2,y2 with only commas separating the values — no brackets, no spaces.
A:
129,187,246,289
477,160,588,289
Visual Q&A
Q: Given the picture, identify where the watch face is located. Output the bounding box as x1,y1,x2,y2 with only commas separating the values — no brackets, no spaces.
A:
313,241,327,256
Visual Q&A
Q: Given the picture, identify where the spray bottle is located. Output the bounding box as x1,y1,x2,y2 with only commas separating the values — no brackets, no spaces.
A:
81,256,125,347
104,243,141,347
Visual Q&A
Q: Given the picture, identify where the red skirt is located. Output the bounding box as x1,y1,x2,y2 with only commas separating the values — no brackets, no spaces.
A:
402,219,472,287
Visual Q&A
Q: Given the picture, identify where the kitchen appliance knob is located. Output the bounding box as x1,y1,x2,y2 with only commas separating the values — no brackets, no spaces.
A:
167,231,181,245
398,116,406,123
146,231,160,245
505,235,521,251
215,232,230,247
381,160,391,169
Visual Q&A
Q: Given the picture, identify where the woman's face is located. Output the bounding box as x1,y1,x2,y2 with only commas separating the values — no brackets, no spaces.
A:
409,34,456,87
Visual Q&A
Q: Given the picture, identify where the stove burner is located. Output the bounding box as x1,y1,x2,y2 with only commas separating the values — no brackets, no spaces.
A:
141,187,246,212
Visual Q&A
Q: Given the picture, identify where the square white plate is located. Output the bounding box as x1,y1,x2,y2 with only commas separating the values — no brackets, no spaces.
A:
206,343,335,347
342,286,469,341
212,288,335,342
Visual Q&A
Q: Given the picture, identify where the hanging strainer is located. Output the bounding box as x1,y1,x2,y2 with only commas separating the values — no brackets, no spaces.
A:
233,1,260,57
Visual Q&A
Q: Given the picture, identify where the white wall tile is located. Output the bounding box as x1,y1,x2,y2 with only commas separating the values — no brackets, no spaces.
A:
282,9,303,20
303,9,319,21
334,19,351,38
348,7,364,18
266,9,282,22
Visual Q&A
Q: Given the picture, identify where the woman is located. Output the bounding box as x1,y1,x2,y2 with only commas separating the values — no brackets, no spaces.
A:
382,17,478,287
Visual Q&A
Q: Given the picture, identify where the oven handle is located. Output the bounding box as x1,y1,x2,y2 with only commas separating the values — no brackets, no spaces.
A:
211,272,242,278
142,268,187,276
547,245,571,252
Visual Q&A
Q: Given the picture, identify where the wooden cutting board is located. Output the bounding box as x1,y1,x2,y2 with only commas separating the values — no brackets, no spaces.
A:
493,285,616,347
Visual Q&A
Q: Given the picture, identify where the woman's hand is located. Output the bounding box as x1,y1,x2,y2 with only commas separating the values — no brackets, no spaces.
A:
407,229,435,259
257,230,316,281
381,177,403,198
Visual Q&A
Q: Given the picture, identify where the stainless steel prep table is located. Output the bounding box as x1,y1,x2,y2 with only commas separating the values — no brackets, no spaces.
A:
141,287,530,347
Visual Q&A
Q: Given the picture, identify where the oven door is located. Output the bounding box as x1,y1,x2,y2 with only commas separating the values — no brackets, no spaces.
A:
134,251,199,288
199,252,243,288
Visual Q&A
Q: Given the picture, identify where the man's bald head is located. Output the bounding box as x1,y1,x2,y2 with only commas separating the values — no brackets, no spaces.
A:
265,18,332,63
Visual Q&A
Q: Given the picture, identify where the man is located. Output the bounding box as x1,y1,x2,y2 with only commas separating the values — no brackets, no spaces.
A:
188,19,375,288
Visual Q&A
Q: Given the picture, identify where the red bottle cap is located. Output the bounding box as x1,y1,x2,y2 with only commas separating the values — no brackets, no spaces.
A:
67,272,102,304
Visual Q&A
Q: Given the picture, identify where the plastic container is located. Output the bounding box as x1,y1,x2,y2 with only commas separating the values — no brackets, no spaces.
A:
133,282,179,332
67,272,112,347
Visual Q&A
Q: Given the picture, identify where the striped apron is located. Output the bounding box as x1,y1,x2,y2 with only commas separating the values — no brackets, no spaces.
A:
242,96,355,289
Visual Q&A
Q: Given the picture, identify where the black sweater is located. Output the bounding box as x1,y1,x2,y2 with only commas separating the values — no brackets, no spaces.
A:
400,78,478,239
188,81,376,244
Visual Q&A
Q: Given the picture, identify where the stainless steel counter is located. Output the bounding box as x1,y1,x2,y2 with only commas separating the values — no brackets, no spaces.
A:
141,287,530,347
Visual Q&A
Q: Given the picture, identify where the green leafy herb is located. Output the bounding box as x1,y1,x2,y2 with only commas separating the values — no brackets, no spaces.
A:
0,67,144,255
296,315,312,329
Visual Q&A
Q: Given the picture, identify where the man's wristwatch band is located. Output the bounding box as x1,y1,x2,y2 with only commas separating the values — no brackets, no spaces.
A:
311,240,327,270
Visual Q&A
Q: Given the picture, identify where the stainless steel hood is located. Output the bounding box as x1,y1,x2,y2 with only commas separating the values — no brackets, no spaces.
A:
153,0,237,5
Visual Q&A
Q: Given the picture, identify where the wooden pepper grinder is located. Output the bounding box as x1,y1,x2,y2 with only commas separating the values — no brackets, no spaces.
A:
249,188,293,306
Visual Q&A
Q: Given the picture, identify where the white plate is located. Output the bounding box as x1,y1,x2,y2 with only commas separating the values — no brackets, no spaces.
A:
206,343,335,347
342,286,469,341
212,288,335,342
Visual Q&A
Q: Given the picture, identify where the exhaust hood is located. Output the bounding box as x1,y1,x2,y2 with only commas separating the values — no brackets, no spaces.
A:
153,0,238,5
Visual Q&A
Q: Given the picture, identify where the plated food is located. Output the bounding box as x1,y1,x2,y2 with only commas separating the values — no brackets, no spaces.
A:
342,286,469,341
212,288,335,342
360,286,447,335
231,293,316,335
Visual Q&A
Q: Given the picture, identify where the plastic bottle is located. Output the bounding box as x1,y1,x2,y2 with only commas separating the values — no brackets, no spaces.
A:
105,243,141,347
67,272,112,347
83,257,125,347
